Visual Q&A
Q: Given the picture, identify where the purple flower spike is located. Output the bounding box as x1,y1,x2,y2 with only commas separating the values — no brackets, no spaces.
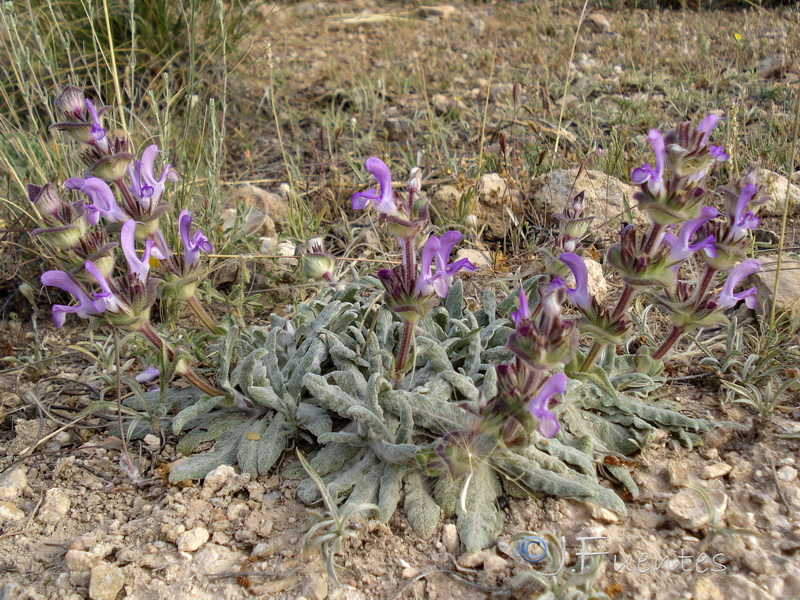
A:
351,157,398,216
663,206,719,264
511,288,530,327
558,252,591,310
128,144,179,211
40,270,103,327
632,129,666,198
179,210,213,270
529,372,566,438
65,177,128,225
716,259,760,310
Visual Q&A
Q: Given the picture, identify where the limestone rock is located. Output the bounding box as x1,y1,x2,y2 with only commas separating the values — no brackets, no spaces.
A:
431,184,463,222
484,555,507,573
456,248,492,270
0,501,24,521
418,5,457,19
0,467,26,500
745,256,800,316
302,574,328,600
755,168,800,215
476,173,523,241
531,169,642,246
37,487,71,524
585,13,611,34
667,488,728,531
203,465,237,495
702,462,732,479
667,460,691,487
706,573,775,600
222,207,274,237
176,527,210,553
458,550,491,569
442,523,459,555
588,503,619,524
88,562,125,600
226,184,288,230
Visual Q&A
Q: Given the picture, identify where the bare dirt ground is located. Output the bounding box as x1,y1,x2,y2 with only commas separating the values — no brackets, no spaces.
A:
2,2,800,599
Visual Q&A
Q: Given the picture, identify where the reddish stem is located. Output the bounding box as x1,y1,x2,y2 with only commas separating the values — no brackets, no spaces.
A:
653,326,685,361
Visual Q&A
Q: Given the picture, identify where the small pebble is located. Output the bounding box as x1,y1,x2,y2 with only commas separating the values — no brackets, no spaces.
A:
176,527,209,553
777,466,798,483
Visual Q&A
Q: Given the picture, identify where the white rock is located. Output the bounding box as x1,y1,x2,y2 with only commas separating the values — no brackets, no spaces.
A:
0,467,27,500
755,168,800,215
456,248,492,270
442,523,459,555
476,173,523,241
203,465,237,494
531,169,643,246
588,503,619,524
746,256,800,316
777,466,798,483
484,555,507,573
667,488,728,531
586,13,611,33
303,574,328,600
667,461,691,487
88,562,125,600
176,527,210,553
702,462,732,479
37,487,71,524
583,257,608,305
418,5,457,19
142,434,160,448
0,500,24,521
458,550,491,569
276,240,298,266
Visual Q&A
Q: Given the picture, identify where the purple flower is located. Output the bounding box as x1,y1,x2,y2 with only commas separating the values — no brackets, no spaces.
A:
415,231,476,298
697,114,720,145
715,259,760,310
558,252,591,310
663,206,719,264
709,145,729,162
632,129,666,198
84,260,124,314
179,210,213,270
351,157,398,216
510,288,530,327
128,144,180,211
729,184,760,243
84,99,106,142
65,177,128,225
529,372,566,438
135,366,160,383
120,220,166,283
40,270,104,327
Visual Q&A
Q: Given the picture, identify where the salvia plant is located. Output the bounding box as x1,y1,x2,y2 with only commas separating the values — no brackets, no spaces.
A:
31,86,764,553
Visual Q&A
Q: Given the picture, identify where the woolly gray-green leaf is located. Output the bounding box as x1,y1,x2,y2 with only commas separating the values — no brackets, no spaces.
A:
172,394,225,435
433,475,460,518
237,416,272,475
296,402,333,437
378,464,406,522
304,373,356,416
456,463,503,553
404,471,441,539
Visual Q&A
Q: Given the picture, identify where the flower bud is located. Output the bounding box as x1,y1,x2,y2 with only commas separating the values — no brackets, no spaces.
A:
406,167,422,194
54,85,86,120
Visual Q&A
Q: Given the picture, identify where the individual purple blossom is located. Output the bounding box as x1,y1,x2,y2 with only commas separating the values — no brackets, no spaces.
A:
135,366,160,383
128,144,180,211
663,206,719,265
84,99,107,142
557,252,591,310
179,210,213,270
529,372,566,438
728,183,760,243
120,220,166,283
40,269,104,327
415,231,476,298
632,129,666,199
65,177,128,225
709,145,729,162
714,259,760,310
40,260,125,327
510,288,530,327
351,157,399,216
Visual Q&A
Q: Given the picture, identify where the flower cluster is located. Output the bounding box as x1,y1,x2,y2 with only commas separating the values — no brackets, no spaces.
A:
34,86,214,331
352,158,475,379
573,115,763,365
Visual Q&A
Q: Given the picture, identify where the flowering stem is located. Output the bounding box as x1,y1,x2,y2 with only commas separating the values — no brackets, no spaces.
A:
393,319,415,388
580,342,606,372
138,322,226,398
188,295,222,334
693,265,718,306
653,326,685,361
581,283,636,371
113,178,140,218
